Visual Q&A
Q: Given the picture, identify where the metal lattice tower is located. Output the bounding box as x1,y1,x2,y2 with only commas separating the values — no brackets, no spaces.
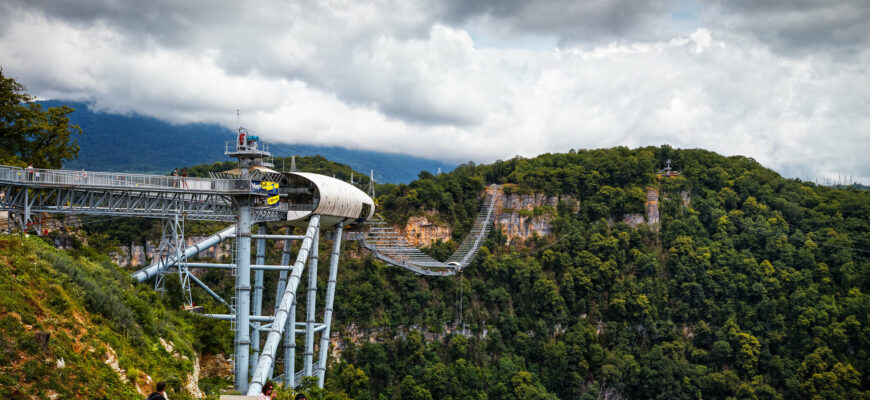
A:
153,215,193,306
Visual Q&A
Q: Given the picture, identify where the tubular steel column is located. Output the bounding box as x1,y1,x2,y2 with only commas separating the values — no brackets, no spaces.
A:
234,204,253,393
247,216,319,395
284,295,297,387
276,227,293,383
22,188,30,233
275,227,293,307
304,228,320,377
317,224,343,387
250,223,266,374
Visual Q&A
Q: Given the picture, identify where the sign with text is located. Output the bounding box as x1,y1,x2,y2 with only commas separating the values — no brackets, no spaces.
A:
250,180,279,194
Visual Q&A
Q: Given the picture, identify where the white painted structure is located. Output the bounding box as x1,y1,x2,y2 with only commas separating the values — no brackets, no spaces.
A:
285,172,374,228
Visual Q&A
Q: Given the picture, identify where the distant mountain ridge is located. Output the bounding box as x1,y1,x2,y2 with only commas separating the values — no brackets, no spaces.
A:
40,100,454,183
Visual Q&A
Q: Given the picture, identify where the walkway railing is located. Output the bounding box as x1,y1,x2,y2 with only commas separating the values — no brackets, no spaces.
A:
357,186,499,276
0,164,249,192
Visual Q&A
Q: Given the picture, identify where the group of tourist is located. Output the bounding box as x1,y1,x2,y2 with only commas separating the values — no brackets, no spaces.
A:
18,164,198,189
171,168,189,188
23,163,90,184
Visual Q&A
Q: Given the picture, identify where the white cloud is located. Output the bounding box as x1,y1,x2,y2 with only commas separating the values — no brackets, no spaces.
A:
0,1,868,183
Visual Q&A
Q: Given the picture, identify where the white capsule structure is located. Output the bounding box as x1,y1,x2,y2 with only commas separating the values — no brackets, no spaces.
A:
283,172,374,228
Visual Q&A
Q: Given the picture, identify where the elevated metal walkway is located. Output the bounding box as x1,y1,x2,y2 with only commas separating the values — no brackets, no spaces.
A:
0,165,287,224
358,186,498,275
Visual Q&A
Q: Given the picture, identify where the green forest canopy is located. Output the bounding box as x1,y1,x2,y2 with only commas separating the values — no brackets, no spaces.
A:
21,143,870,399
330,146,870,399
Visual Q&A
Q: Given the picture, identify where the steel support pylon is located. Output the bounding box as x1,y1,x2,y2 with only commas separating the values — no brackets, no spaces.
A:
304,228,320,377
234,204,253,393
317,224,343,386
250,223,267,375
154,215,192,307
276,227,294,386
247,216,321,395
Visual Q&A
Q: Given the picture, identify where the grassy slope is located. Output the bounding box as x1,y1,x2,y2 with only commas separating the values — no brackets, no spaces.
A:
0,235,227,399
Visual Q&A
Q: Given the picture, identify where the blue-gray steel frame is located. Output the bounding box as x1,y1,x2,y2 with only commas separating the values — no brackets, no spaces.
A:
318,224,343,386
247,216,321,394
304,228,320,377
153,215,193,307
234,204,253,393
250,224,267,375
0,183,286,223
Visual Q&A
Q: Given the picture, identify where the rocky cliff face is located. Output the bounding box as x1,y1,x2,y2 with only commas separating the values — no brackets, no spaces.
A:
402,214,452,247
399,190,576,246
494,191,575,244
399,186,677,246
622,187,660,228
646,188,660,225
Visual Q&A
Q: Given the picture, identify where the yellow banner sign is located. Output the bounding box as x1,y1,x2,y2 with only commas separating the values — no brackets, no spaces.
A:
260,181,279,191
266,195,280,205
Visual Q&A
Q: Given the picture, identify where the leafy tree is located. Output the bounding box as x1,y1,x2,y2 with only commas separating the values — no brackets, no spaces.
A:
0,69,81,167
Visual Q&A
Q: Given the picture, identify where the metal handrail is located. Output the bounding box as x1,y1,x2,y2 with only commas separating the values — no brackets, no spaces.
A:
355,185,499,276
225,140,270,155
0,164,250,193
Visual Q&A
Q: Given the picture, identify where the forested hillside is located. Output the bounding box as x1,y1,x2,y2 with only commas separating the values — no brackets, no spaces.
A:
3,145,868,399
0,235,231,399
327,146,870,399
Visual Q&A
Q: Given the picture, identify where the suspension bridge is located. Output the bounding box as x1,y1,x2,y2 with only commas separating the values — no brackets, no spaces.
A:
0,133,498,396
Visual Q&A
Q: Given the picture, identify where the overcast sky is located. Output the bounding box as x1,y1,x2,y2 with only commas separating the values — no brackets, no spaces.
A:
1,0,868,183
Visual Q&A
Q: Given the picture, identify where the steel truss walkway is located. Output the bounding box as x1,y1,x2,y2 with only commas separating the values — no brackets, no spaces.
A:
359,186,498,275
0,165,287,226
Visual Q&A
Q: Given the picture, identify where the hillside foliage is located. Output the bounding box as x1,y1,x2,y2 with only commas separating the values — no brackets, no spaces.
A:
0,235,232,399
328,146,870,399
4,146,869,399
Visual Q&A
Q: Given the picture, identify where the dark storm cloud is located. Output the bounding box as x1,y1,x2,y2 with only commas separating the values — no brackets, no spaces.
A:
0,0,237,45
704,0,870,55
437,0,673,43
7,0,869,55
437,0,870,54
